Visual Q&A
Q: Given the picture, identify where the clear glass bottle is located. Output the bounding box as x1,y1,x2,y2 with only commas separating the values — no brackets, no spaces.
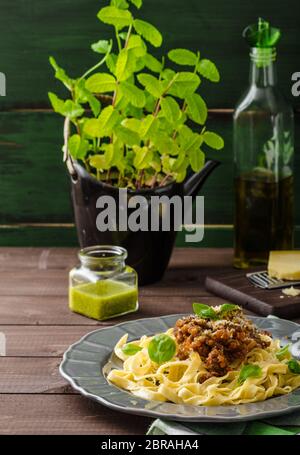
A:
233,19,294,268
69,245,138,320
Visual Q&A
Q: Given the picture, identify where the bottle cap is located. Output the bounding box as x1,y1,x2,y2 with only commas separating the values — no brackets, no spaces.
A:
243,18,281,48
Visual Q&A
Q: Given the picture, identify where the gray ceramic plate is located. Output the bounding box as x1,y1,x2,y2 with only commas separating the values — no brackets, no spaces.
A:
59,314,300,422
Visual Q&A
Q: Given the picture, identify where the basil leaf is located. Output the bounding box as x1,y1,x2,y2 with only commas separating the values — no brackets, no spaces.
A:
288,359,300,374
238,364,262,384
122,343,142,356
148,334,176,364
219,304,240,317
276,344,290,361
193,303,218,320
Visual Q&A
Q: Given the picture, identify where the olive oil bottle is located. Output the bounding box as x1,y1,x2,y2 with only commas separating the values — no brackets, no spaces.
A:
233,19,294,268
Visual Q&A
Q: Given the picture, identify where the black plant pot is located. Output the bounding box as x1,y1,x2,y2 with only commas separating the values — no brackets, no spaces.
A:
70,161,219,285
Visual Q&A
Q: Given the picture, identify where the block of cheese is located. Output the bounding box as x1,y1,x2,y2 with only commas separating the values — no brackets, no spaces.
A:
268,251,300,281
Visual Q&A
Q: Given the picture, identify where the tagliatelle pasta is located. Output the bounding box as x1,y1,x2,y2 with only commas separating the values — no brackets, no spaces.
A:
107,308,300,406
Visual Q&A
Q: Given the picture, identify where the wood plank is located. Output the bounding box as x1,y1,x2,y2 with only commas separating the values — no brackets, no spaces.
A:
0,295,227,326
0,0,299,109
0,267,231,296
0,247,77,270
0,248,235,298
0,357,69,393
0,247,232,270
0,394,150,435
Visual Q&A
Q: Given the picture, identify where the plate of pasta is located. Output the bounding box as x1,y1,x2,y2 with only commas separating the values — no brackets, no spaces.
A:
60,305,300,422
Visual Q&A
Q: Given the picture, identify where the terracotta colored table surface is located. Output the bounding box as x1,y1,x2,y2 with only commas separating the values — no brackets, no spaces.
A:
0,247,298,435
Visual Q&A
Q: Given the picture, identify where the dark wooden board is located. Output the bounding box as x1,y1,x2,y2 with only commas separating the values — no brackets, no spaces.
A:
205,270,300,317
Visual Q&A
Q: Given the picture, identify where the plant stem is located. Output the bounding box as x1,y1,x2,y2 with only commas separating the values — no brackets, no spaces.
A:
124,24,132,48
151,172,158,188
79,41,112,81
153,73,178,117
137,170,144,189
160,173,171,187
115,27,122,52
112,83,119,107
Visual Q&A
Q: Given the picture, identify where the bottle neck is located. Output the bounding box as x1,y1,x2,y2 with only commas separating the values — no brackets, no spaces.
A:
249,47,277,87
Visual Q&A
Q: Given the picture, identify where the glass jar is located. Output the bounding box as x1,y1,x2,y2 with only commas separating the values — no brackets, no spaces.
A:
69,245,138,321
233,22,294,268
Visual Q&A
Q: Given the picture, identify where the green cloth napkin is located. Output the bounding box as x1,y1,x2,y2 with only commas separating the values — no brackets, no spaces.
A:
147,412,300,435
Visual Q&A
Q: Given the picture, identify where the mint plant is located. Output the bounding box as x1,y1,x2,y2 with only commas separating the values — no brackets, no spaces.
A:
49,0,224,189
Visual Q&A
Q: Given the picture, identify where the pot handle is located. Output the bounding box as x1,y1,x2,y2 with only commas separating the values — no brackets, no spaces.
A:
63,116,78,181
183,159,220,199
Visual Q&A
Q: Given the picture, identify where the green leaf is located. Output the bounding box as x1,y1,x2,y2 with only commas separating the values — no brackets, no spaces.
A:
193,303,218,320
238,364,262,384
49,56,73,90
48,92,84,118
98,105,120,136
84,106,119,138
97,6,132,29
116,49,136,81
83,119,102,138
112,0,129,9
106,53,118,74
89,154,109,170
128,0,142,8
148,334,176,364
276,344,290,361
120,81,146,108
160,97,181,124
161,68,176,81
167,72,200,99
177,125,194,148
168,49,198,66
139,114,158,139
137,73,162,98
219,304,240,316
186,93,207,125
115,125,140,146
122,343,143,355
189,148,205,172
91,39,111,54
152,132,179,156
122,118,141,132
75,80,101,117
197,59,220,82
85,73,116,93
133,19,162,47
68,134,89,160
133,146,153,169
203,131,224,150
288,359,300,374
144,54,162,73
127,35,147,57
184,132,203,154
48,92,65,114
63,100,84,118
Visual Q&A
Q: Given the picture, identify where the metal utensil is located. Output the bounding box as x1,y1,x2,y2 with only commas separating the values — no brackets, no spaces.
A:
246,270,300,290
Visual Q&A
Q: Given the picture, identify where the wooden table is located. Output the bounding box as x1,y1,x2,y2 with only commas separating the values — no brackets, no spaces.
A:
0,247,299,435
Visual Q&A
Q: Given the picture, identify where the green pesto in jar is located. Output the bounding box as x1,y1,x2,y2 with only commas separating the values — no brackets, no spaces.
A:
69,279,138,321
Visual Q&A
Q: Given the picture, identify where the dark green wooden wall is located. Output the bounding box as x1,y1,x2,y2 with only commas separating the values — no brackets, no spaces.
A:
0,0,299,247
